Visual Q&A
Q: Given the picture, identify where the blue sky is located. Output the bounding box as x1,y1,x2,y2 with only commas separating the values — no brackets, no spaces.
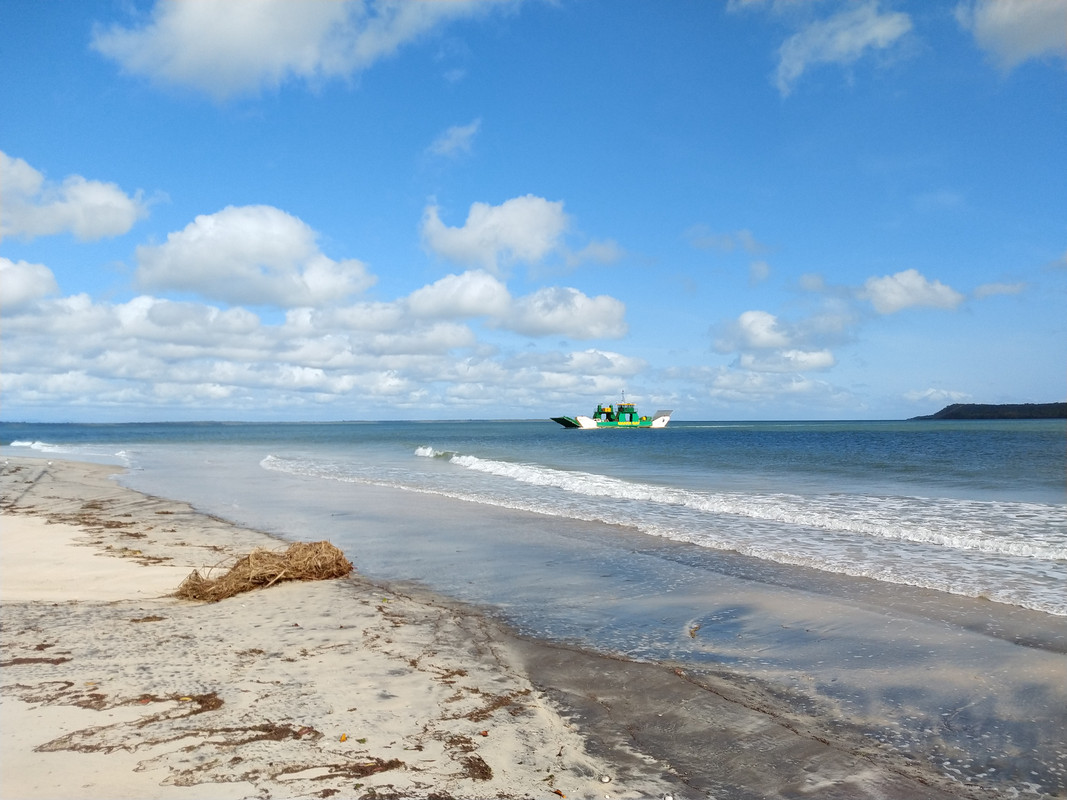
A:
2,0,1065,422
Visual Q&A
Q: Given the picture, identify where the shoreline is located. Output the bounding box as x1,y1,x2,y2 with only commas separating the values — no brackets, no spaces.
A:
2,457,681,799
1,456,1058,798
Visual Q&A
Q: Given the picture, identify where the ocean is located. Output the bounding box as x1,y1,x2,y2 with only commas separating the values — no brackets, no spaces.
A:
4,418,1064,617
4,418,1066,794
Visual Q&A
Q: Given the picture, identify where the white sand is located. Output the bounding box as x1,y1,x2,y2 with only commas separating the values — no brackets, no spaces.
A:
1,514,193,602
1,458,676,799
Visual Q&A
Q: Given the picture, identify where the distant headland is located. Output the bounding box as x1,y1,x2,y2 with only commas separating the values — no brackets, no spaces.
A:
909,402,1067,421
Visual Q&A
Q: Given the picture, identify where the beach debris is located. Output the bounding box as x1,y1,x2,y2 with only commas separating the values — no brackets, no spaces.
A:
551,790,566,798
600,775,612,783
460,754,493,780
340,733,347,742
174,540,353,602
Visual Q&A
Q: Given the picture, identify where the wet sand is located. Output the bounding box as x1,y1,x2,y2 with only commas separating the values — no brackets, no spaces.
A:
2,457,1063,798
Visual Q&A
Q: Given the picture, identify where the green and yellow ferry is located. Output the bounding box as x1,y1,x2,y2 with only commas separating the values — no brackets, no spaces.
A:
552,400,672,429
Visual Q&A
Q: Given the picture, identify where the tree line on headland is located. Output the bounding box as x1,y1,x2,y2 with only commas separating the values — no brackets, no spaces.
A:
909,403,1067,420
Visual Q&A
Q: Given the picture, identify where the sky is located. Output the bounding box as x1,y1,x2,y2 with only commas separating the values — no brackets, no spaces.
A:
1,0,1065,423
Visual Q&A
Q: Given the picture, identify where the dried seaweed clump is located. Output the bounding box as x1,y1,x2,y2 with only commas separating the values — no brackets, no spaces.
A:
176,541,353,602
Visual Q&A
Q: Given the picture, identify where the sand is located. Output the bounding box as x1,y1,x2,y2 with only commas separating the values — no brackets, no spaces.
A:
2,456,1062,799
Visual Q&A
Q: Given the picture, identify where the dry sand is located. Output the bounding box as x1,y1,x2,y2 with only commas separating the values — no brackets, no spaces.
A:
2,457,1047,799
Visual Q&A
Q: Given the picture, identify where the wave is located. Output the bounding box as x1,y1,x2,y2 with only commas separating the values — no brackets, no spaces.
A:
9,440,68,453
448,454,1067,562
414,446,456,459
7,440,132,466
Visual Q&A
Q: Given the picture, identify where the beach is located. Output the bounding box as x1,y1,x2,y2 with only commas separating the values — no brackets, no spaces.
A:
2,456,1064,799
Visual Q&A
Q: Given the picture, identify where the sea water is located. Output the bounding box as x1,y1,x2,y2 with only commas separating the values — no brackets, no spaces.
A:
5,419,1064,618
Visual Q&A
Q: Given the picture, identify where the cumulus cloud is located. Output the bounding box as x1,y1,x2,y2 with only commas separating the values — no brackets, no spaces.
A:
1,277,633,417
717,310,792,351
116,295,263,349
405,270,627,339
776,2,912,95
405,270,511,318
859,268,965,314
0,151,148,241
506,287,628,339
713,268,967,380
956,0,1067,69
421,195,571,274
560,349,645,377
714,307,846,375
704,367,848,407
739,349,836,373
0,258,60,311
91,0,512,100
0,173,630,417
427,118,482,157
135,205,376,308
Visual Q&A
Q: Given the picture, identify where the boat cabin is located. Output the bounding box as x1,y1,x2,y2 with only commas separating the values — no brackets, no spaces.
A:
594,402,646,424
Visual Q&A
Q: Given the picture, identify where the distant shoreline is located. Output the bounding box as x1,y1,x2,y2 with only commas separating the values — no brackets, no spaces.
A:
910,402,1067,420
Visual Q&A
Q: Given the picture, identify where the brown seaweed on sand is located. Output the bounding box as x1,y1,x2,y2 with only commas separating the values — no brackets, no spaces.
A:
175,541,352,602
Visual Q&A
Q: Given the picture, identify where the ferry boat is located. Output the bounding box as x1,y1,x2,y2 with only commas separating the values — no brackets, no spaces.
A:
552,400,672,429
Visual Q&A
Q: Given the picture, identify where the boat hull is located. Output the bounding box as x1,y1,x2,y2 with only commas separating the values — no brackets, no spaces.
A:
551,409,671,429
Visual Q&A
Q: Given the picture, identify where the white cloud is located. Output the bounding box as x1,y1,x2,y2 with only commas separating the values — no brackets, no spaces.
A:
686,226,768,254
421,195,570,274
1,290,474,411
956,0,1067,69
406,270,627,339
0,151,148,242
285,302,406,334
505,287,627,339
973,281,1026,299
713,306,852,377
739,349,836,373
2,222,634,415
560,349,645,377
719,310,792,350
406,270,511,318
135,205,376,308
91,0,513,100
904,387,972,404
705,368,848,407
427,119,482,157
776,2,912,95
860,268,965,314
0,258,59,312
362,322,478,356
566,239,625,267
